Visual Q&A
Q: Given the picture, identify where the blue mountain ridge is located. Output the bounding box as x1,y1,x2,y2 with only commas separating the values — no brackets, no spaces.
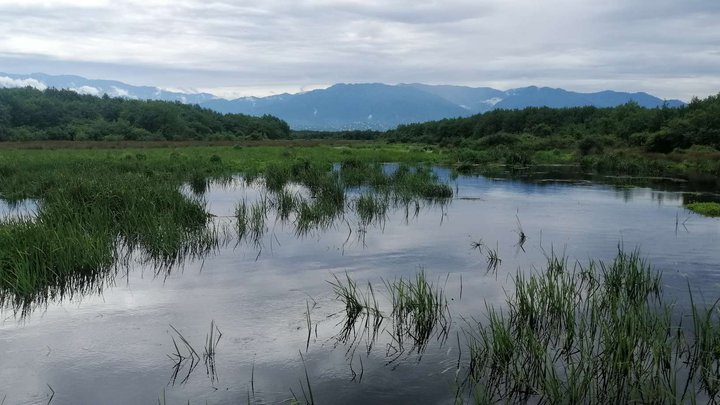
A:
0,72,686,131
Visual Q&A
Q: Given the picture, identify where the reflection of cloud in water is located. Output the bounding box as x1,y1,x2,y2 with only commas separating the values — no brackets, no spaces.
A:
2,174,720,403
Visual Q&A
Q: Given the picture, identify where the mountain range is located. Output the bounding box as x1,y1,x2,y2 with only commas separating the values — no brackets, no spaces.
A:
1,72,686,131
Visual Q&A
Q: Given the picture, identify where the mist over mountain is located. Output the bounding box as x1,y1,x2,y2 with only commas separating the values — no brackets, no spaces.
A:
0,72,217,105
0,72,685,131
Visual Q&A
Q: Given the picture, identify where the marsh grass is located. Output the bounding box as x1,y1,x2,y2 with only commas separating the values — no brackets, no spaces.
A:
327,270,450,366
1,175,217,314
384,271,451,355
235,200,249,241
0,146,451,313
459,248,720,404
356,193,389,227
236,159,452,243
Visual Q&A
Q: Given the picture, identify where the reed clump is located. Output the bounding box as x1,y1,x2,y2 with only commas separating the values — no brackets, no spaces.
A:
385,271,451,353
460,248,720,404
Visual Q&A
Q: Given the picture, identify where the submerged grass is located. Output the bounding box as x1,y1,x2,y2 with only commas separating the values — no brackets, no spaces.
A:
459,248,720,404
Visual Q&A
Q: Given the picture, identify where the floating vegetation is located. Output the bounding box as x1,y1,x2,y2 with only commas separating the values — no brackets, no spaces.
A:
686,202,720,217
457,248,720,404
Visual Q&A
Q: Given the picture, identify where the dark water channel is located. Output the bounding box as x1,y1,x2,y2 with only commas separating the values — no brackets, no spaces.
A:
1,168,719,404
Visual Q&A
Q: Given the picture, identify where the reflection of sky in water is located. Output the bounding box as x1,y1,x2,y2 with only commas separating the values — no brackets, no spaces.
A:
1,174,719,404
0,198,37,220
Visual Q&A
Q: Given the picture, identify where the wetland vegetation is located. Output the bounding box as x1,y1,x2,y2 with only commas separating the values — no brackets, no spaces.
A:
3,87,720,186
686,201,720,217
460,249,720,403
0,144,450,313
1,97,719,402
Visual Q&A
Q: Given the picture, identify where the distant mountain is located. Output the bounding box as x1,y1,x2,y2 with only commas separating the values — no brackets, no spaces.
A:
201,83,471,130
201,83,685,130
0,72,686,131
490,86,686,110
0,72,217,105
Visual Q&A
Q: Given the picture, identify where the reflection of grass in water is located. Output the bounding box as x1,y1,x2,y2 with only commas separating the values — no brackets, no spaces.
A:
167,324,200,386
486,243,502,273
459,248,720,404
203,320,222,384
291,351,315,405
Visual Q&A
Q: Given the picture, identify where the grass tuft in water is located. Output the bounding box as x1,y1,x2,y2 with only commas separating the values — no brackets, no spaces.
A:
459,248,720,404
385,270,451,354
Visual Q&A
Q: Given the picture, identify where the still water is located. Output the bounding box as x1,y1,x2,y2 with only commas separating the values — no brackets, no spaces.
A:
1,169,719,404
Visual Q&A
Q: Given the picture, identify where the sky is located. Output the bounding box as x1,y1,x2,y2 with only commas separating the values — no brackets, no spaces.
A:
0,0,718,100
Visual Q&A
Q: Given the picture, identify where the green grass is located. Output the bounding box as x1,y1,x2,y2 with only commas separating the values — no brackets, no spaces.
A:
384,270,450,353
686,202,720,217
327,270,449,358
0,142,450,313
459,248,720,404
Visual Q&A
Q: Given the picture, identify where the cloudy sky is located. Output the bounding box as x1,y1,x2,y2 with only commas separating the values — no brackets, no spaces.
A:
0,0,718,100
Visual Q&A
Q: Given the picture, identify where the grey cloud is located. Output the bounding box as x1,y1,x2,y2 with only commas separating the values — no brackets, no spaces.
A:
0,0,718,100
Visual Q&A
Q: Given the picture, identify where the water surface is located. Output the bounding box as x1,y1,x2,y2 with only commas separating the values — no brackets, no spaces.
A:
1,170,719,404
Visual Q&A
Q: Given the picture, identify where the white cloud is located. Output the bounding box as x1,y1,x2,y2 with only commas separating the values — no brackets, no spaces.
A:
109,85,131,98
0,75,47,90
70,85,101,96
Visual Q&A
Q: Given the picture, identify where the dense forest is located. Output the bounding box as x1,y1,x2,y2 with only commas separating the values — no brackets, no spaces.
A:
0,87,290,141
386,94,720,155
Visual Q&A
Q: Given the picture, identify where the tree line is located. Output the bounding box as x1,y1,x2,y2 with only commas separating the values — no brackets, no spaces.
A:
2,86,719,157
384,93,720,154
0,87,290,141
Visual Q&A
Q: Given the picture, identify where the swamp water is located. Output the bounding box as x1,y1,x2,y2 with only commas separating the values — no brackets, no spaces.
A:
1,168,719,404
